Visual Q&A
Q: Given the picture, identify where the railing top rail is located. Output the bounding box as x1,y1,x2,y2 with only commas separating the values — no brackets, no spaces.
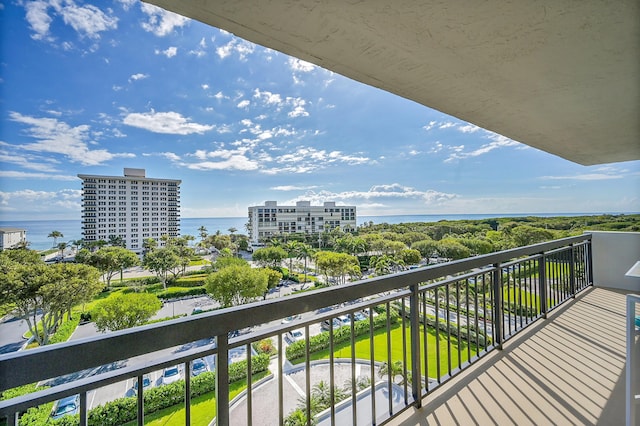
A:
0,234,591,391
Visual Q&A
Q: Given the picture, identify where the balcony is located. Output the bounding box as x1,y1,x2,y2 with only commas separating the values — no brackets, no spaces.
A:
1,232,638,426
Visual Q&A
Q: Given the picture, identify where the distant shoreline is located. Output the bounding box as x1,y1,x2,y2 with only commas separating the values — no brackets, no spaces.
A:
1,212,636,251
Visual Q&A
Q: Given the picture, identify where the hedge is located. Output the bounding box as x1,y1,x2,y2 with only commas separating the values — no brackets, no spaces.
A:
41,354,270,426
155,286,207,299
286,313,398,361
173,275,207,287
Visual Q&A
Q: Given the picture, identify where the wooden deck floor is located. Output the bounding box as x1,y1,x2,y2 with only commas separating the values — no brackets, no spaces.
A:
391,286,632,426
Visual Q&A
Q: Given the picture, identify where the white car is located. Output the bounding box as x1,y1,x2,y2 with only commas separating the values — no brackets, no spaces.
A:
287,328,305,343
281,315,300,324
162,366,181,385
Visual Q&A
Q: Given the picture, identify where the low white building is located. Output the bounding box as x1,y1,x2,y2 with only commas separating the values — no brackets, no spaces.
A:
0,228,27,250
247,201,356,244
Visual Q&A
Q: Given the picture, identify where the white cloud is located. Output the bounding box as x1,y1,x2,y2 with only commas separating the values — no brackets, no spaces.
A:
183,149,260,171
129,73,149,82
0,189,81,214
443,132,522,162
24,0,118,41
254,89,283,106
271,185,318,191
287,97,309,118
0,150,60,172
140,3,189,37
123,111,215,135
0,170,78,181
25,1,52,40
215,38,255,61
236,100,251,109
155,46,178,58
288,58,315,72
540,173,623,181
268,147,373,174
423,121,437,131
8,112,135,166
286,184,457,207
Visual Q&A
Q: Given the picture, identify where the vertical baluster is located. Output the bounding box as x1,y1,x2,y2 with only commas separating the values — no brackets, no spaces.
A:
278,333,284,426
492,264,503,350
386,301,393,416
329,319,336,426
369,309,376,425
246,343,252,426
79,391,87,426
304,325,311,426
137,375,144,425
185,361,191,425
216,334,230,426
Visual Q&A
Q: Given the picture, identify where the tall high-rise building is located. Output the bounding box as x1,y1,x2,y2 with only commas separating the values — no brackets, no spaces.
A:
247,201,356,244
78,168,181,254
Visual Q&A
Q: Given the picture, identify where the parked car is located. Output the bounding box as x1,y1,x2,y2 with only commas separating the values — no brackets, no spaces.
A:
353,311,368,322
50,395,79,420
281,315,300,324
287,328,305,343
162,366,181,385
133,375,152,394
191,358,209,376
320,318,343,331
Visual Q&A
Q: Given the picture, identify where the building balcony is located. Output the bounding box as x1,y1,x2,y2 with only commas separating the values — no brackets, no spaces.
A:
0,232,638,426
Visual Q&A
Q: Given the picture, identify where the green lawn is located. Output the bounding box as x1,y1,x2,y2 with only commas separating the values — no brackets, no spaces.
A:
298,322,476,379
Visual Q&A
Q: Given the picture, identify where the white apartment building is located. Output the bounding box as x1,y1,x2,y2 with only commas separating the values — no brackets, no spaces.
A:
0,228,27,250
247,201,356,244
78,168,181,254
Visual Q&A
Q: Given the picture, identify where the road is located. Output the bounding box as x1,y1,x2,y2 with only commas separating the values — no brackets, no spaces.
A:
0,315,32,354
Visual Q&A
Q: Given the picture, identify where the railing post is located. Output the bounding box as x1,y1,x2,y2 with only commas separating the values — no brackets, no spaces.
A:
185,361,191,425
569,244,576,298
491,264,503,350
137,375,144,425
587,238,594,286
409,283,422,408
79,392,87,426
626,295,639,426
539,254,548,319
216,334,230,426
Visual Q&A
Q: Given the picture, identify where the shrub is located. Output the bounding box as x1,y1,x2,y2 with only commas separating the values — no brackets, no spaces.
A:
39,355,271,426
253,338,277,356
156,286,207,299
228,353,270,382
174,275,207,287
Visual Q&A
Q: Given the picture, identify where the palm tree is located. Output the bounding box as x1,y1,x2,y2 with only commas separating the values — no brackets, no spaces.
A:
228,227,237,241
48,230,63,247
378,360,411,385
283,241,301,273
295,243,315,285
198,226,208,243
69,239,83,253
56,242,68,260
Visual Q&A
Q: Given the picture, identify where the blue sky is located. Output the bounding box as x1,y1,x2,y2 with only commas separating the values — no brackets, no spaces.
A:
1,0,638,221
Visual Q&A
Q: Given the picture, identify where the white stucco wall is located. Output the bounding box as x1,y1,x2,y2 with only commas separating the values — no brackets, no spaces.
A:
589,231,640,292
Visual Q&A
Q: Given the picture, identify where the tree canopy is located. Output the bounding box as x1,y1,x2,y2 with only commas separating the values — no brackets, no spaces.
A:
93,292,162,332
0,251,102,345
205,264,269,307
76,246,139,287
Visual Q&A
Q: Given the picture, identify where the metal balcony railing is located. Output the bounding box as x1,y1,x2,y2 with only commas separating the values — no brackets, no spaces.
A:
0,234,593,426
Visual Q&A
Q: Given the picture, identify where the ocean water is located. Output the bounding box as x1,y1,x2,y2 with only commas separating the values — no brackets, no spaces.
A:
0,213,611,251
